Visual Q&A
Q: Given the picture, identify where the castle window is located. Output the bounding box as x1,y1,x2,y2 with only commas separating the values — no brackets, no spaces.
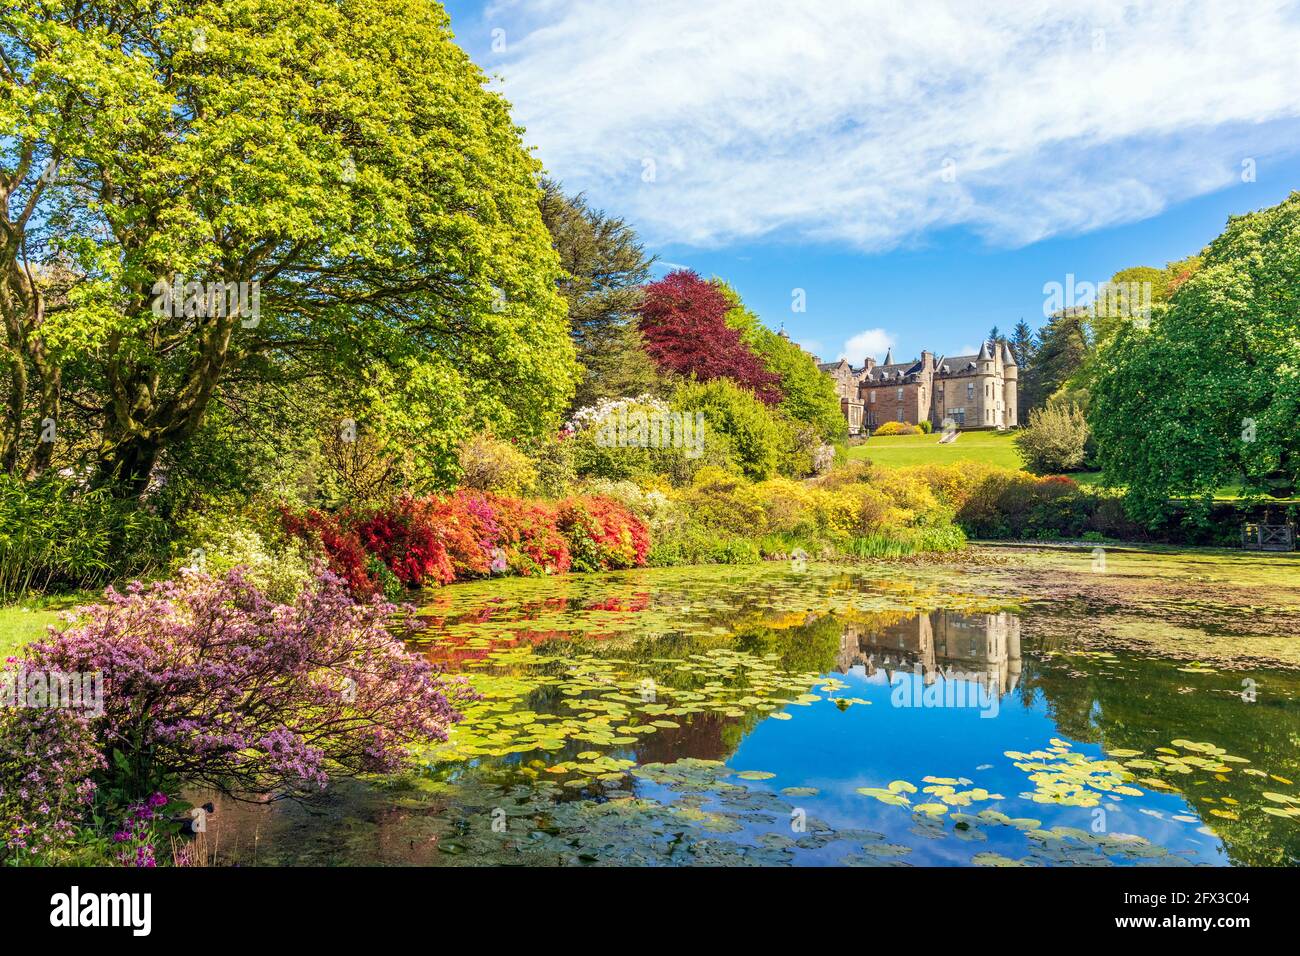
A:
966,383,974,400
897,409,904,422
869,391,876,403
895,387,903,401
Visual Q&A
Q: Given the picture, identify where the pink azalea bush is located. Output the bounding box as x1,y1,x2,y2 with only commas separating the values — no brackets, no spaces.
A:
1,568,472,861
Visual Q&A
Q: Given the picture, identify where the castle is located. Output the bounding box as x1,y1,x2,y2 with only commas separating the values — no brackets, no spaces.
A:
816,341,1018,435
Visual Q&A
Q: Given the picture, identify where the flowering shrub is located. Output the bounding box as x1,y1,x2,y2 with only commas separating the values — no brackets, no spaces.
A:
173,509,316,603
296,490,647,590
872,421,919,436
557,496,651,571
568,394,673,433
0,707,103,860
112,793,170,868
680,467,769,537
355,495,461,587
487,495,572,576
456,431,537,497
279,507,376,595
13,569,470,810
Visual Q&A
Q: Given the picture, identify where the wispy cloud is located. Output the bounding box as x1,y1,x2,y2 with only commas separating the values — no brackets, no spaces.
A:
483,0,1300,250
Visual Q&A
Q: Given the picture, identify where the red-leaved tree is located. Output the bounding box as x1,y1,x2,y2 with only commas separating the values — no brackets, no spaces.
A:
638,270,783,403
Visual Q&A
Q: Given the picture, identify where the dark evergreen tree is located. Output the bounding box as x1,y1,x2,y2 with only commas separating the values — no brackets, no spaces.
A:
539,181,660,410
1020,309,1089,412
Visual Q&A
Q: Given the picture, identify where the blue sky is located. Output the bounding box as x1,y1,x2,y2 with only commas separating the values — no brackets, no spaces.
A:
443,1,1300,364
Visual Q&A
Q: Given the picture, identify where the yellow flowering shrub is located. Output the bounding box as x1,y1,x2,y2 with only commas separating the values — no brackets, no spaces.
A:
680,466,770,536
752,478,818,536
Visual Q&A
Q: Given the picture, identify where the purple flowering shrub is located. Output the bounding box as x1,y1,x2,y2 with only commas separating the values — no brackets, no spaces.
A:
1,568,471,861
0,708,104,860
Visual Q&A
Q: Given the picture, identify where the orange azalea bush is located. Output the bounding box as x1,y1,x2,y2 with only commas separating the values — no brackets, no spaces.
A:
284,491,648,593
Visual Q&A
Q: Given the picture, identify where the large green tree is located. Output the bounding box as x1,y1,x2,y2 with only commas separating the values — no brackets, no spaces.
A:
1,0,576,496
1091,192,1300,523
538,181,658,410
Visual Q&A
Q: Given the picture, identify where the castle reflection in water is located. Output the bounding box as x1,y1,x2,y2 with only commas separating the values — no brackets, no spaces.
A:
835,610,1022,697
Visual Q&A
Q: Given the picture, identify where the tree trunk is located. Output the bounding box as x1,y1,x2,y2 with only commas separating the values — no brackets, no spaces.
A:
95,433,162,500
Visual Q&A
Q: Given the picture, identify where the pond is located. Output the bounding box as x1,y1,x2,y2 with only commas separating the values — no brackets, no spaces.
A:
205,547,1300,867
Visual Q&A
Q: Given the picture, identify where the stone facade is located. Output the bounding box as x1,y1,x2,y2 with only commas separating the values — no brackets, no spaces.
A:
817,341,1018,435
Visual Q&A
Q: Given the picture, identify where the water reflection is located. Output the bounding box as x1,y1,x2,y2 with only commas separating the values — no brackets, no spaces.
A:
199,564,1300,867
836,610,1022,698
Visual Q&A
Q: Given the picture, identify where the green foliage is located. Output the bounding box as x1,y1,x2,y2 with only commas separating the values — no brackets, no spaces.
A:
718,283,846,443
0,475,165,601
1,0,576,495
539,182,660,409
456,432,537,497
170,508,317,604
1091,192,1300,525
1015,402,1091,474
524,433,578,499
670,377,796,481
568,395,705,485
1021,309,1090,413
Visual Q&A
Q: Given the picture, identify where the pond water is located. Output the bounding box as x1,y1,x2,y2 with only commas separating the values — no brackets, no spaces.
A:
207,552,1300,867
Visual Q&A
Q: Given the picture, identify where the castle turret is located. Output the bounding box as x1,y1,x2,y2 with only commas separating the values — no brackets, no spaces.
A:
1001,341,1018,427
975,342,997,427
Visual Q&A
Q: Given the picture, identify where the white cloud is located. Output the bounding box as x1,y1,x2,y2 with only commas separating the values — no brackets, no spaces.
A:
485,0,1300,250
839,328,895,363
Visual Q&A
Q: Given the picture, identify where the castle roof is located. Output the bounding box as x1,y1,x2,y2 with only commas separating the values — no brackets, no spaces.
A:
1000,340,1017,367
977,341,992,361
935,353,981,377
861,359,924,384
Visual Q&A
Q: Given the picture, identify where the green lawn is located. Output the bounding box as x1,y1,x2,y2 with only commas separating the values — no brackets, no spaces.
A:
0,592,92,659
846,430,1026,470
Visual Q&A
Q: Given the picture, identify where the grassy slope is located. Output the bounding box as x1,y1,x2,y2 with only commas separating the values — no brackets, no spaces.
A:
846,430,1026,470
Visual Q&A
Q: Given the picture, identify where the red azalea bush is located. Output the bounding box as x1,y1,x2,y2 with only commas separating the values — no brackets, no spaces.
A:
278,507,375,595
286,491,648,592
486,495,573,576
557,495,651,572
355,495,457,587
